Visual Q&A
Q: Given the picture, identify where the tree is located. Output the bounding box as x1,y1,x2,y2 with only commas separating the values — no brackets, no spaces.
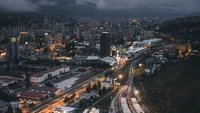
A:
92,83,97,90
105,72,109,77
15,108,22,113
51,93,56,97
175,49,179,58
64,97,71,103
71,93,76,100
98,89,102,95
90,96,94,101
6,106,13,113
86,86,90,93
0,90,9,101
28,102,35,107
102,87,107,94
79,100,84,108
86,82,92,92
25,73,30,89
97,80,101,88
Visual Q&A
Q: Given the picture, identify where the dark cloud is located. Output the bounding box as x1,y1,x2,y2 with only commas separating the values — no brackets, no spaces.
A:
37,0,57,6
0,0,199,17
78,0,200,12
0,0,39,12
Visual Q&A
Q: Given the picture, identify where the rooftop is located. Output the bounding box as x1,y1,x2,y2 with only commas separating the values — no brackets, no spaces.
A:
86,56,100,60
31,86,61,92
31,64,69,77
54,106,75,111
20,91,45,98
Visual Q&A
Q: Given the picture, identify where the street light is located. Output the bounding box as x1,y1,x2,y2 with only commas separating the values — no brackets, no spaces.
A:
118,75,122,79
134,90,139,95
139,64,142,67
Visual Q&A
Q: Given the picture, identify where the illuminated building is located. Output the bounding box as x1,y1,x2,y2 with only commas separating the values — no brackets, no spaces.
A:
6,37,20,63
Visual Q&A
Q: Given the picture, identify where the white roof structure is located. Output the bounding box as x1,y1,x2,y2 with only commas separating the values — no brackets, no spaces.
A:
121,98,131,113
100,57,117,66
86,56,100,60
76,42,90,46
89,108,100,113
132,38,162,46
83,109,90,113
126,47,146,54
54,106,75,113
145,69,150,73
131,98,144,113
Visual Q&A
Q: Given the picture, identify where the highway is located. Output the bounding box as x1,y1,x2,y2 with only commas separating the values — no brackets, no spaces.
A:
31,65,124,113
31,71,107,113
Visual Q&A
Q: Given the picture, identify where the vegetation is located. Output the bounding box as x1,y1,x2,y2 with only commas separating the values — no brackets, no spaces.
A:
64,92,76,103
0,90,18,101
139,57,200,113
158,16,200,50
25,73,31,89
86,82,92,93
15,108,22,113
45,82,54,87
6,106,13,113
80,62,111,69
28,102,35,107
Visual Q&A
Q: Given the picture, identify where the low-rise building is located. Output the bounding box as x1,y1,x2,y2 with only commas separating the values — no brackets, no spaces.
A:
30,64,70,83
101,77,117,89
19,91,47,104
19,86,61,105
100,57,117,66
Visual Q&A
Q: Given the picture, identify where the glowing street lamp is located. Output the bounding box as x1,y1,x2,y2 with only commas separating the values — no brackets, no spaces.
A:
134,90,139,95
139,64,142,67
118,75,122,79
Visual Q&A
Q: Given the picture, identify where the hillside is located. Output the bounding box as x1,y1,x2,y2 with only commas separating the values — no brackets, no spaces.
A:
140,57,200,113
158,16,200,42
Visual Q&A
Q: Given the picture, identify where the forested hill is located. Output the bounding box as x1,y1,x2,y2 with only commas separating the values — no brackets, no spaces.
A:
158,16,200,41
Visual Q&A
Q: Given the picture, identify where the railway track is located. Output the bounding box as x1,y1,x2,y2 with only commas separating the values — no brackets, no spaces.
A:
114,57,143,113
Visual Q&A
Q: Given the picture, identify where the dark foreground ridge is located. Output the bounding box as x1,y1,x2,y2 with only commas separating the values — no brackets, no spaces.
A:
141,57,200,113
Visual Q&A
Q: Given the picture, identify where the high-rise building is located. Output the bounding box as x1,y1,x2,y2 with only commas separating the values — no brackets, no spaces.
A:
6,37,20,62
76,26,80,40
100,32,111,57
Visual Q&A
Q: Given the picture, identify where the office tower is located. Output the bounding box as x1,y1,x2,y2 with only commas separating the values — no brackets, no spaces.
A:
100,32,111,57
6,37,20,62
76,26,80,40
